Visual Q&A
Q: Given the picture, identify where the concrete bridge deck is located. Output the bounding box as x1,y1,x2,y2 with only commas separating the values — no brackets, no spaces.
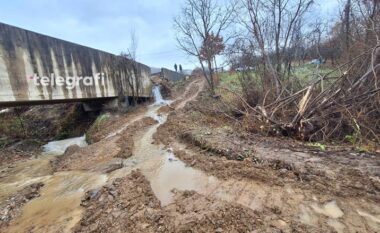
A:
0,22,152,107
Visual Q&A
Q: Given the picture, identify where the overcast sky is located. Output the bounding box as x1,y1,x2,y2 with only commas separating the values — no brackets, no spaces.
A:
0,0,339,70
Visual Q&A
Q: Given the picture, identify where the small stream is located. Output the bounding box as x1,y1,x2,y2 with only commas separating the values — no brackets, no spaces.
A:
0,85,187,232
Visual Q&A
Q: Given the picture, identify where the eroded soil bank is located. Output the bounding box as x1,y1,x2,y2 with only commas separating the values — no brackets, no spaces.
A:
0,103,99,166
0,77,379,233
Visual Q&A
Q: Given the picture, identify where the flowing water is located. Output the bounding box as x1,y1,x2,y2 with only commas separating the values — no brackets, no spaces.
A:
151,85,169,106
0,108,10,114
1,81,379,232
0,85,183,232
43,136,88,155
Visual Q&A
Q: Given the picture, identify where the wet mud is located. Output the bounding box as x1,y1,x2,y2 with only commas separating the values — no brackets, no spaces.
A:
0,77,379,232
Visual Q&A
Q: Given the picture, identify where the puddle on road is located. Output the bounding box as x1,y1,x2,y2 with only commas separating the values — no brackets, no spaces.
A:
110,85,221,206
6,171,107,233
0,136,98,232
0,136,89,202
141,150,219,206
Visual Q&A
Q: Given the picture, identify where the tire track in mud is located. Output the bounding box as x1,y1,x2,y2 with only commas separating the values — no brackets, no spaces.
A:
151,79,380,233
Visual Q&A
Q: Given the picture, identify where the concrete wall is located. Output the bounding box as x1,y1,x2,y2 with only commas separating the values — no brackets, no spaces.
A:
0,22,152,106
161,68,186,82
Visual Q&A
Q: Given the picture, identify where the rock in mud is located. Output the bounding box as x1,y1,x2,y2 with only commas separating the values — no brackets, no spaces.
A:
64,145,81,156
50,144,81,171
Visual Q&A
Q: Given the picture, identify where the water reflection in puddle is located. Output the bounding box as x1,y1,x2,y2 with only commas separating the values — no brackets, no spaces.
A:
143,152,219,205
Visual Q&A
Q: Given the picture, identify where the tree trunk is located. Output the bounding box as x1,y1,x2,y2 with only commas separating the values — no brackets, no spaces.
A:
207,59,215,95
344,0,351,60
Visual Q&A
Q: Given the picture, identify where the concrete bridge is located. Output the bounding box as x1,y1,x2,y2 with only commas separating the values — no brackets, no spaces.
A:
0,22,153,108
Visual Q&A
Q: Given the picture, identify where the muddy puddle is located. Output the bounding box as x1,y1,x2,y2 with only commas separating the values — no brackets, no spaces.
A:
0,85,179,232
6,172,107,233
110,82,380,232
0,136,103,232
1,81,380,232
123,126,380,232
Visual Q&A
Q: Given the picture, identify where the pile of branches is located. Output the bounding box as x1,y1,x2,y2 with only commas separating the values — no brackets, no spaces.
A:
222,45,380,144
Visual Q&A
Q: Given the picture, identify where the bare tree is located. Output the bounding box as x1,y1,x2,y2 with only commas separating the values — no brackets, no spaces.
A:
119,29,141,105
236,0,313,95
129,28,138,61
174,0,235,95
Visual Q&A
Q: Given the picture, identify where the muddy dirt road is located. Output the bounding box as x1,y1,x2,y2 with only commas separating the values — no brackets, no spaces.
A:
0,77,379,232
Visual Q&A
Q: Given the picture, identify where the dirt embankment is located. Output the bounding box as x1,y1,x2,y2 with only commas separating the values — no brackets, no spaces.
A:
86,104,151,144
0,104,97,142
74,170,279,233
148,84,380,232
0,104,99,165
155,90,380,201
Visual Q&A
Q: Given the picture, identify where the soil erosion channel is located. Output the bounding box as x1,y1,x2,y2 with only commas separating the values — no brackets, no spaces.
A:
0,79,203,232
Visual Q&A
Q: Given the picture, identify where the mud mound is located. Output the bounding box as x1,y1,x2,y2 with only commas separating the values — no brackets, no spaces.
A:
166,190,260,232
157,105,173,115
115,117,158,159
75,170,266,233
160,81,172,99
155,87,380,201
74,170,173,233
0,182,44,229
74,171,268,232
86,105,152,144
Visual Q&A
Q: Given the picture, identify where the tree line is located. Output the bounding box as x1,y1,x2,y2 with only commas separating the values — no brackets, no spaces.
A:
175,0,380,144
